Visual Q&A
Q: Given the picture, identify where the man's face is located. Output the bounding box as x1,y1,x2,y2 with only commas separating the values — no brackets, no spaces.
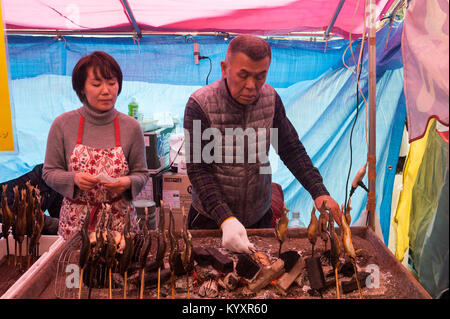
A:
221,52,270,105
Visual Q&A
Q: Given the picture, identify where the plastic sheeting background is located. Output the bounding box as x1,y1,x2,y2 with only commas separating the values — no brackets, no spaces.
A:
1,22,405,244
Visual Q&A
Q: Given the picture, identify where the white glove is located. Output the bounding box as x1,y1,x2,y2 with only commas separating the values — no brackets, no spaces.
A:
221,217,255,253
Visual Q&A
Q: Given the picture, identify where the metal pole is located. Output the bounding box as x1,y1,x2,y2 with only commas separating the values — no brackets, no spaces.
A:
324,0,347,39
120,0,142,38
367,0,377,230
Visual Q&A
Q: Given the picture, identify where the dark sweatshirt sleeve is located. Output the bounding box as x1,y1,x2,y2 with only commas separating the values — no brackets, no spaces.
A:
184,97,234,226
273,93,329,199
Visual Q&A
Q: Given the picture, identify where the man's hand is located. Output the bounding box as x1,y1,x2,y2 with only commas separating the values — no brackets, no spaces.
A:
221,217,255,253
315,195,342,226
74,173,99,191
103,176,131,195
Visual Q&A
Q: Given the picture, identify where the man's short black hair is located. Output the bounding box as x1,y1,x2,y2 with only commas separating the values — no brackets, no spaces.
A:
227,34,272,61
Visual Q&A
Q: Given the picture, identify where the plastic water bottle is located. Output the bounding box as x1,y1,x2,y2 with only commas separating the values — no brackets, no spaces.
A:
289,211,303,228
128,98,139,119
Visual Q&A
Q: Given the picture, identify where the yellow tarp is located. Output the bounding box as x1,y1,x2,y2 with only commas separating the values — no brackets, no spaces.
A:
393,120,434,261
0,1,15,152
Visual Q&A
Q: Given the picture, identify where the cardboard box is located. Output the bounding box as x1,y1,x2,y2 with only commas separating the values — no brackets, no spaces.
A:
161,172,192,231
135,176,154,202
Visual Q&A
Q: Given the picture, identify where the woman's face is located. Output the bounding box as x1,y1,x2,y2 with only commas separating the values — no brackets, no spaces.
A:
82,67,119,112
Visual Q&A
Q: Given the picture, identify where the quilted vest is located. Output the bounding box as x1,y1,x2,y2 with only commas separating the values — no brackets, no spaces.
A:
189,78,276,226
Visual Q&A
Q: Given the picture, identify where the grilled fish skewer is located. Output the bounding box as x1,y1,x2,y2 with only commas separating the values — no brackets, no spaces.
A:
168,204,178,299
139,208,152,299
328,209,341,299
307,206,319,257
1,185,13,265
181,206,193,299
156,200,167,299
341,213,362,299
275,203,289,257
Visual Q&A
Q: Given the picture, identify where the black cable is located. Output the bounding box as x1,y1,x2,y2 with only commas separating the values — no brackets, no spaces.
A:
200,56,212,85
344,45,364,215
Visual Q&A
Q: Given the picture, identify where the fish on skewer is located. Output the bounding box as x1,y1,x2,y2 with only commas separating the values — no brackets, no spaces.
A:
25,181,35,268
78,207,91,299
11,186,20,266
341,213,362,299
119,212,134,299
317,201,330,254
156,200,167,299
14,189,27,269
307,206,319,257
28,192,44,266
139,208,152,299
327,210,341,299
343,198,352,225
32,189,45,258
275,203,289,257
1,185,13,265
104,214,117,299
168,204,179,299
181,206,193,298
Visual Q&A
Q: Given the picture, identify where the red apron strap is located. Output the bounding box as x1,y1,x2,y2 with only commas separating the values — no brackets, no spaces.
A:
76,115,85,145
114,116,121,147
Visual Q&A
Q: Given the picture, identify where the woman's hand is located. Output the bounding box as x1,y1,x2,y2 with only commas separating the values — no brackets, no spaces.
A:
74,173,99,191
103,176,131,195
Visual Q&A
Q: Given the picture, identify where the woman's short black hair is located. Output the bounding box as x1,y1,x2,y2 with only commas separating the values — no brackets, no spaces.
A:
72,51,123,103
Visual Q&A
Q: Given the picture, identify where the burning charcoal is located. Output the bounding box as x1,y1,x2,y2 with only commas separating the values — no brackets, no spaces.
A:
342,272,370,294
248,259,285,293
253,251,270,266
276,257,305,292
236,254,261,280
279,250,300,272
305,256,326,291
198,279,218,298
193,246,211,266
340,261,356,277
223,272,239,291
206,247,233,274
144,268,171,287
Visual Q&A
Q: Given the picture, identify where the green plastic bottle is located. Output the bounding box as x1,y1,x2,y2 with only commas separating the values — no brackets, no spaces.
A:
128,99,139,119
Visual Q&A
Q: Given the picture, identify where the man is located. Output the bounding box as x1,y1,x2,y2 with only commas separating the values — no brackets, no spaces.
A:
184,35,342,254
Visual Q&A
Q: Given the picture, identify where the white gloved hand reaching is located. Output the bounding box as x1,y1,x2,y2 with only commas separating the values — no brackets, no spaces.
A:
221,217,255,253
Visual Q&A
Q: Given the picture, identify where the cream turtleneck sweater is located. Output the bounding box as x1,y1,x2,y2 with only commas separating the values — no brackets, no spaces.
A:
43,105,149,201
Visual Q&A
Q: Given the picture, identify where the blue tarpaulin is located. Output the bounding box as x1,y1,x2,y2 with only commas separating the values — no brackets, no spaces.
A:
1,21,405,244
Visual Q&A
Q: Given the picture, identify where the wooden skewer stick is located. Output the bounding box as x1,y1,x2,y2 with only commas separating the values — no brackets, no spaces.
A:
335,267,340,299
109,268,112,299
186,272,190,299
353,262,363,299
124,271,128,299
171,271,175,299
14,241,17,266
157,267,161,299
140,268,145,299
78,268,84,299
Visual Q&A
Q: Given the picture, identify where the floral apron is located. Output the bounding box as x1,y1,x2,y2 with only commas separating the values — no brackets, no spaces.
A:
58,115,138,239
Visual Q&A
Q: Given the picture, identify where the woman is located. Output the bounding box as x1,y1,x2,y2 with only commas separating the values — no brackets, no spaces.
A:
43,51,148,240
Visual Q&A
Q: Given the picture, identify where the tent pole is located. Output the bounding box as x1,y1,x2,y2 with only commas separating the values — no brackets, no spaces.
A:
120,0,142,38
367,0,377,230
324,0,347,39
